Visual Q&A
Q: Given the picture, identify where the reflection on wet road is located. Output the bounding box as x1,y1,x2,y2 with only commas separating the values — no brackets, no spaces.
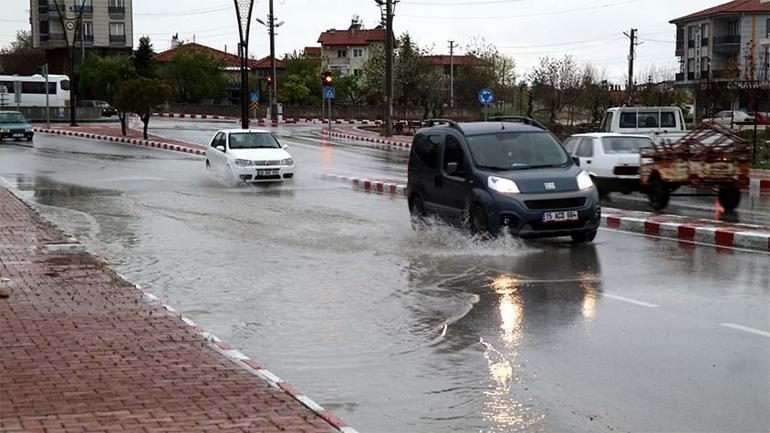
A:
0,121,768,433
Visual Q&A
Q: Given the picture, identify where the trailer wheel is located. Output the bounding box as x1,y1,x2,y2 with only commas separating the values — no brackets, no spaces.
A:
718,186,741,212
648,177,670,210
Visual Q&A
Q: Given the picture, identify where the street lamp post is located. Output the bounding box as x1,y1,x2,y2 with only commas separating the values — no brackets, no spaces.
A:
256,1,283,123
234,0,256,130
51,0,88,127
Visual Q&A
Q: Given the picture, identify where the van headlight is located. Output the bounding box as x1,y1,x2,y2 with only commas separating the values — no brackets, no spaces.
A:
577,171,594,190
234,159,254,167
488,176,520,195
281,158,294,166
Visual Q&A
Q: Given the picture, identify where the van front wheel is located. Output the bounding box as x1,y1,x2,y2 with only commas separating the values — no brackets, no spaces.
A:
469,205,489,235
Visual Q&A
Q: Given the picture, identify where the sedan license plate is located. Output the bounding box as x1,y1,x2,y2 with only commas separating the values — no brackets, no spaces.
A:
542,211,579,223
257,169,279,176
12,133,24,138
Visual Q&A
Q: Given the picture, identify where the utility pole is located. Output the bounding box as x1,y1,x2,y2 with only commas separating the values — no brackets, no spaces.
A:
624,28,640,105
376,0,397,137
269,0,278,122
449,40,455,109
234,0,256,130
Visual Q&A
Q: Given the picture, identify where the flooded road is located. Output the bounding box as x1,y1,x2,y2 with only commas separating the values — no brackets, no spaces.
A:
1,122,768,433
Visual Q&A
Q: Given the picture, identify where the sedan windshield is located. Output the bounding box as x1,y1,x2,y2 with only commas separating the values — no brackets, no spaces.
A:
0,112,26,124
466,132,570,170
229,133,281,149
602,137,651,154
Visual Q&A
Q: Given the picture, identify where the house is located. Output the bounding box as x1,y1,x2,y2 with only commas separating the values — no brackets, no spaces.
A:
153,43,285,104
422,55,486,77
30,0,134,74
317,18,386,77
671,0,770,112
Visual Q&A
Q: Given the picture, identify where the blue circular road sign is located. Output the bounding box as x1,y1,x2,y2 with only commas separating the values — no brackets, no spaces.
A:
478,88,495,105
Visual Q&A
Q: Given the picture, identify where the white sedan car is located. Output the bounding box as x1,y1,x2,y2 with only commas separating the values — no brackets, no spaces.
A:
206,129,295,183
564,133,652,196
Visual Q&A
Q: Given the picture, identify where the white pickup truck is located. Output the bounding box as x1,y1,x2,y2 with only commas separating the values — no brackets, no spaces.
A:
598,106,688,143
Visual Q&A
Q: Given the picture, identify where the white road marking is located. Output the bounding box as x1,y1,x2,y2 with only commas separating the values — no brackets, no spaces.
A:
602,294,660,308
721,323,770,339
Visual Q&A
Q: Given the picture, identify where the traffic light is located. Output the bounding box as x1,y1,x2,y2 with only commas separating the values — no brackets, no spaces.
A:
322,71,333,86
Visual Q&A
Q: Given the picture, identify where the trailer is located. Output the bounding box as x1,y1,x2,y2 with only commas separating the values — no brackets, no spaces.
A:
639,123,751,211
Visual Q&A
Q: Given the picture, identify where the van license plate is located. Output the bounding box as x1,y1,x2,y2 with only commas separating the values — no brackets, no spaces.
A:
257,169,278,176
542,211,579,223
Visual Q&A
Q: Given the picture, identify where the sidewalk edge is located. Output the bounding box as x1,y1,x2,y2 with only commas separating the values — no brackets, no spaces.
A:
33,127,206,157
0,177,359,433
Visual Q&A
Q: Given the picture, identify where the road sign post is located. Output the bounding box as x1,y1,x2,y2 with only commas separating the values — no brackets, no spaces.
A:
323,86,336,130
478,88,495,121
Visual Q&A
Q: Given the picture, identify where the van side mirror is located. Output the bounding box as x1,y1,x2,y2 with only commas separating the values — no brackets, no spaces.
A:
446,162,459,175
282,144,288,150
572,157,580,166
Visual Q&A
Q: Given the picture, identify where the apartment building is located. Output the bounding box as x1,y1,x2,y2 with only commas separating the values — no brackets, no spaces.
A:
317,19,386,77
672,0,770,111
30,0,134,74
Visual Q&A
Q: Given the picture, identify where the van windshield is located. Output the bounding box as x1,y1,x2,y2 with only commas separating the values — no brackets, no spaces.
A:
466,132,570,170
0,112,26,124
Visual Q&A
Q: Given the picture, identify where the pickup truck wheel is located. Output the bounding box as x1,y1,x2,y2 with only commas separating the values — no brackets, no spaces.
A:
718,186,741,211
571,229,597,243
648,177,670,210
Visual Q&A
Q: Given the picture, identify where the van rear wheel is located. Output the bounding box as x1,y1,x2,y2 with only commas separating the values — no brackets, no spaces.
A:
717,186,740,211
648,177,670,210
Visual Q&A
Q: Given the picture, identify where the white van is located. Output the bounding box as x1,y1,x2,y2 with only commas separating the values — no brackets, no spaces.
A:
598,107,687,135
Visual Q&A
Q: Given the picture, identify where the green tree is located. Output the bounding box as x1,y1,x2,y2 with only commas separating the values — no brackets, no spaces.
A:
134,36,156,78
578,65,617,123
277,51,322,105
163,51,226,103
78,55,136,134
361,44,386,104
115,78,171,139
529,55,579,123
462,37,517,108
0,30,46,75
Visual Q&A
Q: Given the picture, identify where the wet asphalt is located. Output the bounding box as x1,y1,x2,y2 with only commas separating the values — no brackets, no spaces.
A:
0,119,768,433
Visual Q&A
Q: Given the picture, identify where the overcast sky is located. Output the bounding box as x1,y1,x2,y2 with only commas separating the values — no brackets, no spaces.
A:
4,0,726,83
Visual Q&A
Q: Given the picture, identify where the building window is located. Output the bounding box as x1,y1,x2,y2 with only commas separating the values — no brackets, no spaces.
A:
353,48,363,58
701,23,709,45
79,21,93,43
109,0,125,15
767,18,770,38
75,0,93,14
353,69,362,77
109,22,125,43
701,56,709,73
337,49,347,58
39,20,49,37
728,21,739,36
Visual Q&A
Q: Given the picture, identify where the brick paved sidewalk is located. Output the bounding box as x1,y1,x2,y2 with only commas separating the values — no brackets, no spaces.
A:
0,186,340,433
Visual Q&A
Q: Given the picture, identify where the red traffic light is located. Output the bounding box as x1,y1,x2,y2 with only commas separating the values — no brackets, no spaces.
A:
322,71,333,85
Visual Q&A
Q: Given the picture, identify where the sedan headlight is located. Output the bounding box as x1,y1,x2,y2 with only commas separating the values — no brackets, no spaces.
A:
488,176,520,195
281,158,294,166
234,159,254,167
577,171,594,190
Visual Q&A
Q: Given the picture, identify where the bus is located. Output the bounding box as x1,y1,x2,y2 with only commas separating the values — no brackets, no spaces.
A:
0,74,71,108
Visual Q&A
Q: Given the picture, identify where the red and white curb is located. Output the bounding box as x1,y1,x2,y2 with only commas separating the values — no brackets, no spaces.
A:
323,172,770,253
33,128,206,157
749,176,770,194
322,173,406,198
154,113,383,125
140,294,359,433
602,212,770,252
322,129,411,148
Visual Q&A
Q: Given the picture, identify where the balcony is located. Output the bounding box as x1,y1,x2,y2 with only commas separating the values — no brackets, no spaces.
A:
109,34,126,44
74,5,93,15
76,34,94,43
714,35,740,45
108,6,125,16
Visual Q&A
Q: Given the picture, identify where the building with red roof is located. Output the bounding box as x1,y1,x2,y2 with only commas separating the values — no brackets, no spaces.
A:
317,18,386,77
672,0,770,114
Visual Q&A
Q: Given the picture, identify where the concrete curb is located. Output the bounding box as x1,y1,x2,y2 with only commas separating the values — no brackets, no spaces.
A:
322,129,411,148
0,177,359,433
750,169,770,194
322,172,770,253
33,127,206,157
322,173,407,198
